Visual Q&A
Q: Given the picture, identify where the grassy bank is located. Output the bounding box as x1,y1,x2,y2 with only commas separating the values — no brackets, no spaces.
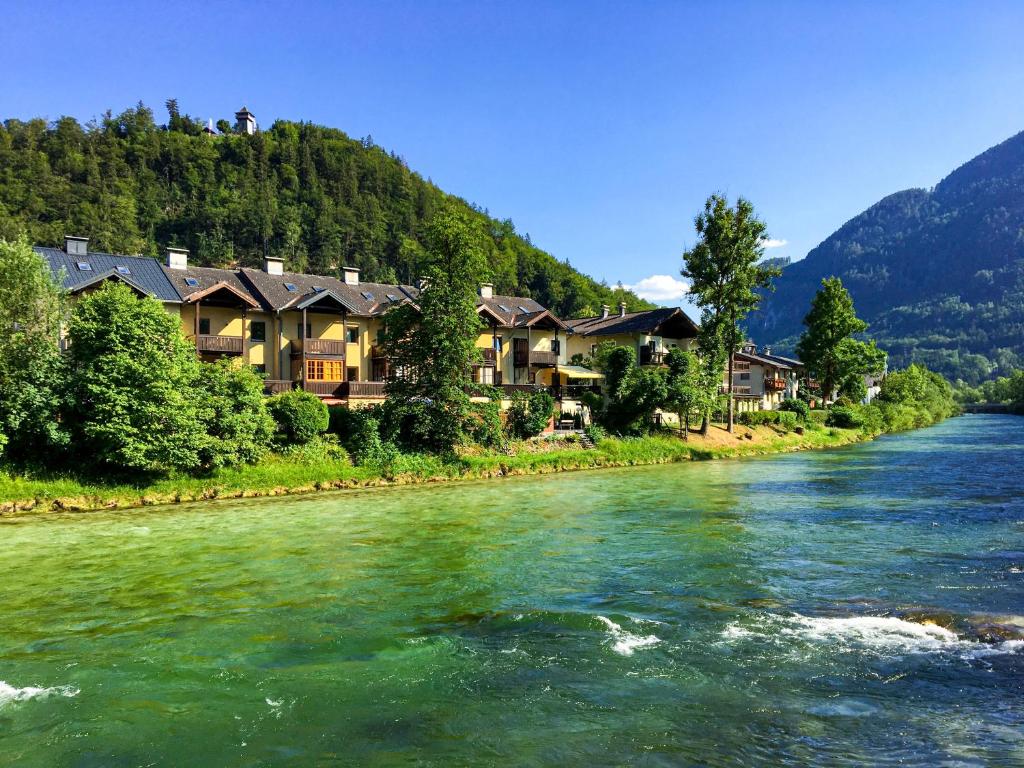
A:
0,424,869,515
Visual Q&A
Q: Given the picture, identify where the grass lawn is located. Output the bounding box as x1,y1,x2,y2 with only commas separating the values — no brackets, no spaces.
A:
0,423,867,515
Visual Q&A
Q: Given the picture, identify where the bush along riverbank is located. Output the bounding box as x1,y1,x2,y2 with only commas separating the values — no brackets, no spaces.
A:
0,423,872,515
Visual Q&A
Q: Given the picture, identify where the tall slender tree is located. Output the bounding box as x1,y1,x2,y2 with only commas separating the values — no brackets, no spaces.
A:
795,277,887,401
379,208,488,451
682,195,779,431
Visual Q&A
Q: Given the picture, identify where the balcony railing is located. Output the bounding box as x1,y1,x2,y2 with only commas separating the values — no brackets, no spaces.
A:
502,383,543,395
550,385,602,400
302,380,346,397
341,381,386,398
292,339,346,357
514,350,558,367
720,385,753,395
197,334,243,355
263,379,294,395
479,347,497,365
765,377,787,392
639,348,667,366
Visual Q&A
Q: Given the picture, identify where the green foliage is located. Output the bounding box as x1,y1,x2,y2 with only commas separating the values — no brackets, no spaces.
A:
583,423,607,443
195,360,275,469
737,410,798,430
795,277,886,400
380,208,487,451
825,406,864,430
65,283,208,473
779,398,811,421
682,194,779,428
0,104,653,319
267,389,329,446
468,400,507,449
663,348,716,437
747,131,1024,384
505,390,555,440
808,410,829,424
955,369,1024,411
0,236,69,461
599,346,669,435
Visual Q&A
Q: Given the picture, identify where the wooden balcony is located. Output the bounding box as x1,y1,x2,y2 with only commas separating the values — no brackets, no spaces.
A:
291,339,346,357
765,377,787,392
639,348,666,366
514,350,558,367
341,381,386,399
550,385,602,400
196,334,243,355
479,347,497,365
263,379,294,395
721,385,753,395
302,380,346,397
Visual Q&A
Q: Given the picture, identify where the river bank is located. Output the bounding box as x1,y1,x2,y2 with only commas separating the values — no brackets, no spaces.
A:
0,423,870,515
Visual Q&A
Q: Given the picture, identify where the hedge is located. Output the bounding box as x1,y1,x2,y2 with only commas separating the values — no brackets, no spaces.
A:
737,410,799,430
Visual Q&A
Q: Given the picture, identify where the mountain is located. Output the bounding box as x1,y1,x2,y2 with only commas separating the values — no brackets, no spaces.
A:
747,130,1024,384
0,102,653,319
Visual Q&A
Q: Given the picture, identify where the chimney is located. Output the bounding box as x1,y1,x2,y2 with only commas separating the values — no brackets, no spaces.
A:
64,235,89,257
234,106,256,135
619,301,627,317
342,266,360,286
480,283,493,299
601,304,610,320
763,345,772,356
166,247,189,270
263,256,284,276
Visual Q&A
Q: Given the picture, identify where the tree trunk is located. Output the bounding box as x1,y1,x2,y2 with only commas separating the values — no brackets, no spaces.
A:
683,411,689,441
700,413,709,436
727,349,735,433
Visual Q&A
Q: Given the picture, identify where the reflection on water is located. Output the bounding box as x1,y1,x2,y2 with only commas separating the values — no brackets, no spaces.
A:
0,415,1021,766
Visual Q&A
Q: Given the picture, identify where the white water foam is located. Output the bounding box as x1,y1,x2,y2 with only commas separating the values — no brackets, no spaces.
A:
595,616,661,656
720,614,1024,660
0,680,79,707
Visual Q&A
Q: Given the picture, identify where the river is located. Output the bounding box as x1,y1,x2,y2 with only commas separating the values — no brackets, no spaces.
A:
0,415,1021,766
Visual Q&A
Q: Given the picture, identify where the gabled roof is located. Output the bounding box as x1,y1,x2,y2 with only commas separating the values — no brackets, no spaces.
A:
36,247,182,302
239,268,419,316
514,308,568,330
66,268,152,297
476,295,549,327
565,306,700,338
290,288,363,314
163,265,267,308
736,350,794,370
181,279,261,308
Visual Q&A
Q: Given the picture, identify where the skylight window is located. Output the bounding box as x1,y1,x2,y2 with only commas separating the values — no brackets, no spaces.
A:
116,266,131,275
361,291,375,300
518,305,530,313
76,262,92,271
313,285,326,293
386,293,399,302
284,283,298,292
498,304,511,312
184,277,200,287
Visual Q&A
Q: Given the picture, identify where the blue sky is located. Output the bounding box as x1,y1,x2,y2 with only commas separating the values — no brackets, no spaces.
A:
3,1,1024,303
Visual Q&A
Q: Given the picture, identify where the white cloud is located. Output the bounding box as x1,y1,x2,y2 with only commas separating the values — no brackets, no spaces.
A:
762,238,788,249
623,274,690,302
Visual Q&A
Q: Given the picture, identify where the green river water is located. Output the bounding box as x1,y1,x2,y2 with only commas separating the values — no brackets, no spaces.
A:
1,415,1022,766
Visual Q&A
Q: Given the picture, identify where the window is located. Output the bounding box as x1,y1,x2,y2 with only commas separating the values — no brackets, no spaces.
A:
284,282,298,292
306,359,344,381
250,321,266,342
498,304,511,313
346,327,359,343
76,262,92,271
740,372,751,381
184,277,200,287
518,305,530,313
480,366,495,385
199,318,211,335
347,366,359,382
386,293,399,302
297,322,312,338
116,266,131,275
312,285,326,293
551,339,561,354
253,364,267,374
493,336,503,351
361,291,375,300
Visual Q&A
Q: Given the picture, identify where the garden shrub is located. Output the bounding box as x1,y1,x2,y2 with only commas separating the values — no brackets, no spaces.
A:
196,359,275,468
825,405,863,429
505,390,555,439
267,389,329,445
808,410,829,424
583,423,607,443
737,410,798,430
467,400,506,449
779,398,810,421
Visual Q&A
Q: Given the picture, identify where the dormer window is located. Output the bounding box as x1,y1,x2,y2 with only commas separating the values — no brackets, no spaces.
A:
76,262,92,271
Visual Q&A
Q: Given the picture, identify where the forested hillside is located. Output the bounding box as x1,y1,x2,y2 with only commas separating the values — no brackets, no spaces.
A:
747,130,1024,384
0,101,651,318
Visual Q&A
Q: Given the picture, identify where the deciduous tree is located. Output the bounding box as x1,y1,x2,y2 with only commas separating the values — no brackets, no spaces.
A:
682,195,778,432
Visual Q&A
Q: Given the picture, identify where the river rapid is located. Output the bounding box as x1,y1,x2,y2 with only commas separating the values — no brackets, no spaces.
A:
0,415,1021,766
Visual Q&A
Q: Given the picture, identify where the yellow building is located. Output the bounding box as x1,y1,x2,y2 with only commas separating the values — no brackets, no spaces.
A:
564,303,700,365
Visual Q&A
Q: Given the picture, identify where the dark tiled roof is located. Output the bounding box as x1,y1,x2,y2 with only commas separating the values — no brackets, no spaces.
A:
565,307,699,338
238,268,419,316
736,350,793,370
163,265,268,308
37,247,182,302
761,352,803,368
478,295,549,327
